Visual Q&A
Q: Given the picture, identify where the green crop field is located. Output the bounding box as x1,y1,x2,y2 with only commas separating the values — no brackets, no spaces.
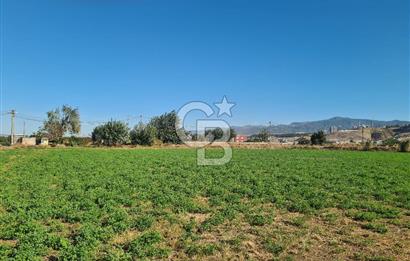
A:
0,148,409,260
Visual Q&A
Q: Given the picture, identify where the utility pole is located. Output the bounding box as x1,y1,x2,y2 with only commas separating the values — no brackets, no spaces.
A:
23,121,26,137
10,110,15,145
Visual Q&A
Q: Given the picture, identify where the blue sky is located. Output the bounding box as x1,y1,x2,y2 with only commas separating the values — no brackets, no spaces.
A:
0,0,409,135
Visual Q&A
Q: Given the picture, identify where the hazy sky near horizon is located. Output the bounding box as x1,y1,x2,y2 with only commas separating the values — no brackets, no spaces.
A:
0,0,409,135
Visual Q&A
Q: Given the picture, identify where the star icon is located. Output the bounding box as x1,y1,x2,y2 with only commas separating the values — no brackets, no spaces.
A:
215,96,235,117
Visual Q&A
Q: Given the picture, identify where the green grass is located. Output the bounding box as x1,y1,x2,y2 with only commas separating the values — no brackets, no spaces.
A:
0,148,409,259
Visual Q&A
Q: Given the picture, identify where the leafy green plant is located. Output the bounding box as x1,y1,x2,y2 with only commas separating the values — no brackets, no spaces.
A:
133,215,154,231
91,120,130,146
246,214,272,226
130,123,157,146
361,223,387,234
311,131,326,145
0,148,409,259
126,231,170,258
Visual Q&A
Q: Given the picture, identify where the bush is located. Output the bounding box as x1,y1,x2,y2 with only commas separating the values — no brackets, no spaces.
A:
205,128,224,142
361,223,387,234
149,111,181,144
310,131,326,145
130,123,156,146
63,136,92,147
399,140,410,152
0,136,10,146
382,138,399,146
248,129,270,142
91,120,130,146
363,141,372,151
297,137,310,145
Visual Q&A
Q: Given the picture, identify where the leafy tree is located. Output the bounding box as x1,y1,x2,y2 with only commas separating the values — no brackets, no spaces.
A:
130,123,157,146
399,140,410,152
205,127,224,142
189,131,198,141
92,120,130,146
310,131,326,145
0,136,10,146
247,129,270,142
42,105,81,143
149,111,181,144
229,127,237,141
257,128,270,142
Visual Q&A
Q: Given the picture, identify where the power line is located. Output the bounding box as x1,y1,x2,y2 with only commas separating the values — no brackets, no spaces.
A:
4,110,154,128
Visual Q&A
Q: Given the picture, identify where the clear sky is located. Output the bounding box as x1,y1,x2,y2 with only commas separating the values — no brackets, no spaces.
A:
0,0,409,135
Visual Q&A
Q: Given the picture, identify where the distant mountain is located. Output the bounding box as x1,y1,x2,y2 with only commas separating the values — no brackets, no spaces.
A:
233,117,410,135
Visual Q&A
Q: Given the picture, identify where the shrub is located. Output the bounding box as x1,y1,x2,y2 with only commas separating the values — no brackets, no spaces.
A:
297,137,310,145
126,231,170,258
310,131,326,145
91,120,130,146
246,214,272,226
352,211,378,222
361,223,387,234
149,111,181,144
248,128,270,142
63,136,92,147
205,128,224,142
264,239,283,255
133,215,154,231
130,123,157,146
382,138,399,146
399,140,410,152
0,136,10,146
363,141,372,151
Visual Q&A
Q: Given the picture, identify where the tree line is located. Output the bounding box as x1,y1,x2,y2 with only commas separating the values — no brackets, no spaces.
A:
36,105,235,146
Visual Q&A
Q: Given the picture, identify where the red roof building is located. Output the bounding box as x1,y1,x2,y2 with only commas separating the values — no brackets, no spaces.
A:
234,135,248,142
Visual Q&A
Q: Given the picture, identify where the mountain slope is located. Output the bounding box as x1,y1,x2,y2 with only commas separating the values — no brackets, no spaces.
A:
233,117,410,135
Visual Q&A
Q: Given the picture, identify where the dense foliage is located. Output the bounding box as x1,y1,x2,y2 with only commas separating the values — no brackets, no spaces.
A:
130,123,157,146
297,137,310,145
91,120,130,146
0,149,408,259
40,105,81,143
400,140,410,152
0,136,10,146
149,111,181,144
248,128,270,142
205,128,224,142
310,130,326,145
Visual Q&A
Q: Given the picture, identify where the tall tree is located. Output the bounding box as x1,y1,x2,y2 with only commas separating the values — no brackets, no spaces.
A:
229,127,237,141
310,131,326,145
149,111,181,144
92,120,130,146
42,105,81,143
205,128,224,142
257,128,270,142
130,123,157,146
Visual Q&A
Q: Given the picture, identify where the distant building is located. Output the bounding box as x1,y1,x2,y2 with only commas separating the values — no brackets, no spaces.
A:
234,135,248,142
21,137,36,146
329,126,338,134
40,138,49,146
